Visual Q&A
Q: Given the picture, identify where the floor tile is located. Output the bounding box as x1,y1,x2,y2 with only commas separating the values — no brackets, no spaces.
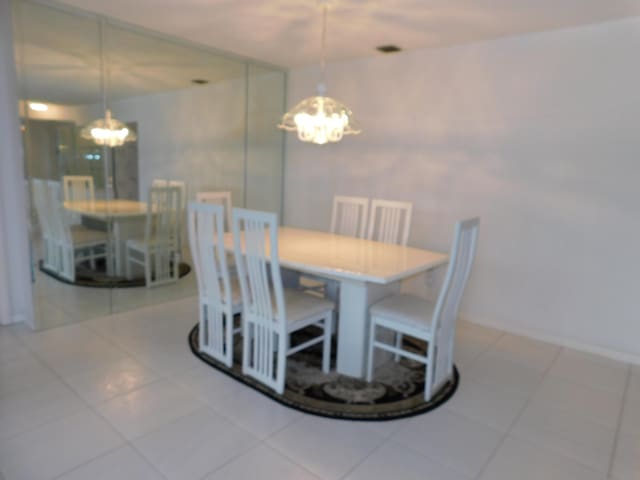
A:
212,385,301,439
64,356,161,405
0,355,59,397
96,378,204,440
511,401,616,472
0,381,86,442
204,444,319,480
0,409,123,480
56,445,163,480
465,351,544,398
268,415,386,480
532,377,623,429
134,407,257,480
479,436,606,480
344,441,470,480
549,349,628,396
610,432,640,480
168,364,246,405
445,377,529,432
391,408,503,478
485,333,559,373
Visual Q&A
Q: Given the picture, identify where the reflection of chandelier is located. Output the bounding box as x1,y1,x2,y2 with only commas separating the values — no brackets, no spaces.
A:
80,109,136,147
278,3,360,145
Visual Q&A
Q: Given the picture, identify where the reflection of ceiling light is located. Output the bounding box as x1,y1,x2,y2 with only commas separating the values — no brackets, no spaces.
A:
80,109,137,147
278,2,360,145
29,102,48,112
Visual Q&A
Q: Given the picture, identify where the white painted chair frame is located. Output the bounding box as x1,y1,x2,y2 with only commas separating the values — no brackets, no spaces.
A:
367,199,413,246
34,180,107,282
126,185,182,288
366,217,480,401
232,208,333,394
188,202,241,367
196,191,233,231
330,195,369,238
153,179,187,251
62,175,95,225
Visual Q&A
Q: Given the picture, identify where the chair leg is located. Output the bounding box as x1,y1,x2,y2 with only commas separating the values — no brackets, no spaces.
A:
89,248,96,270
322,313,332,373
394,333,403,362
366,319,377,382
144,250,152,288
125,248,132,279
424,360,433,402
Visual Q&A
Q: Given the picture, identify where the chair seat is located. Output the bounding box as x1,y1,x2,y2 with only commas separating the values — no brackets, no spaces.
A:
70,226,107,247
370,294,434,332
281,288,334,325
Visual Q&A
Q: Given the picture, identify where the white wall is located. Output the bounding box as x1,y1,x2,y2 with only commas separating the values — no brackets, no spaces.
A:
284,18,640,361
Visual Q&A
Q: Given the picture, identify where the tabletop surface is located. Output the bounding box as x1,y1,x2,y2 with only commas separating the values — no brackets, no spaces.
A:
224,226,449,284
64,200,147,219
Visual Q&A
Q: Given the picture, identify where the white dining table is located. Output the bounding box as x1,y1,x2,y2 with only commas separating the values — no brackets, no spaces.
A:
64,199,148,276
224,226,449,378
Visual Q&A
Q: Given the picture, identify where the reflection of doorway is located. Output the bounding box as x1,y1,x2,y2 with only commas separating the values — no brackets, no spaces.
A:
106,122,139,200
23,119,75,181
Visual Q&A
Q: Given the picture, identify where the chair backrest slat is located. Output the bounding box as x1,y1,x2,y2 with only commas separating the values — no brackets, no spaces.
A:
432,217,480,390
367,199,412,246
62,175,94,202
197,191,233,231
330,195,369,238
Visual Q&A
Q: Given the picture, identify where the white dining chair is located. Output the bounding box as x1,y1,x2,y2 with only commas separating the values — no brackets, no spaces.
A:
188,202,241,367
196,191,233,231
366,217,479,401
126,185,182,287
232,208,334,394
367,199,413,246
301,195,370,297
330,195,369,238
34,180,107,282
62,175,95,225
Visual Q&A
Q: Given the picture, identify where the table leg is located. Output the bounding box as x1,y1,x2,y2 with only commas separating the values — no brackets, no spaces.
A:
336,280,400,378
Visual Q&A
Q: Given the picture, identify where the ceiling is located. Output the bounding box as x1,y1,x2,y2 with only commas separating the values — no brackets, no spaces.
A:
51,0,640,68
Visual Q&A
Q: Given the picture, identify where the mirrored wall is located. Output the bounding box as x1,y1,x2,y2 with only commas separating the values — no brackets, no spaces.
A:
12,0,286,330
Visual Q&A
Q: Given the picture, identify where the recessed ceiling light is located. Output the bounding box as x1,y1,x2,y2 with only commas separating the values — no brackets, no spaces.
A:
29,102,48,112
191,79,209,85
376,45,402,54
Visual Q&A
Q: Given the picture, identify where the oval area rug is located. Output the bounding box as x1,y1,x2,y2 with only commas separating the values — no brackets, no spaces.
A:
189,324,458,421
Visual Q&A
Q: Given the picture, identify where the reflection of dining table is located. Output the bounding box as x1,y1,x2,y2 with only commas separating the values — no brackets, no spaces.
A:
64,200,147,276
224,226,449,378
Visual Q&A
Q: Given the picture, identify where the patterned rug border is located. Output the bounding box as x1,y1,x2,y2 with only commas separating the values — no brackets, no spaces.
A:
38,260,191,289
188,324,459,421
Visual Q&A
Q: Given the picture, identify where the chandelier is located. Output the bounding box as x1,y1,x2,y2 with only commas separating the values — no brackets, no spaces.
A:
80,109,136,147
279,2,361,145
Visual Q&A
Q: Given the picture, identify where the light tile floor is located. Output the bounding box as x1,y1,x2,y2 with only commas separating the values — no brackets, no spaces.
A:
0,297,637,480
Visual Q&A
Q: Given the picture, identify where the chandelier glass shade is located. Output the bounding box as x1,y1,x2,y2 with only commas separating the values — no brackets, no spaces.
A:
278,3,360,145
80,109,136,147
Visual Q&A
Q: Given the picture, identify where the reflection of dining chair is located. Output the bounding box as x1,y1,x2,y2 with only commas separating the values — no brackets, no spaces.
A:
33,179,107,282
366,217,480,401
331,195,369,238
367,199,413,246
188,202,242,367
232,208,334,394
196,191,233,231
125,186,182,287
153,179,187,250
62,175,95,225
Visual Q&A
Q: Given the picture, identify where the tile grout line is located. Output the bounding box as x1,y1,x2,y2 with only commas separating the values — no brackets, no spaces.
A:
606,363,632,479
471,344,563,479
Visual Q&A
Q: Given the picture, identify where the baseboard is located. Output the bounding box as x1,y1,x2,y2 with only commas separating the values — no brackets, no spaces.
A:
461,315,640,367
